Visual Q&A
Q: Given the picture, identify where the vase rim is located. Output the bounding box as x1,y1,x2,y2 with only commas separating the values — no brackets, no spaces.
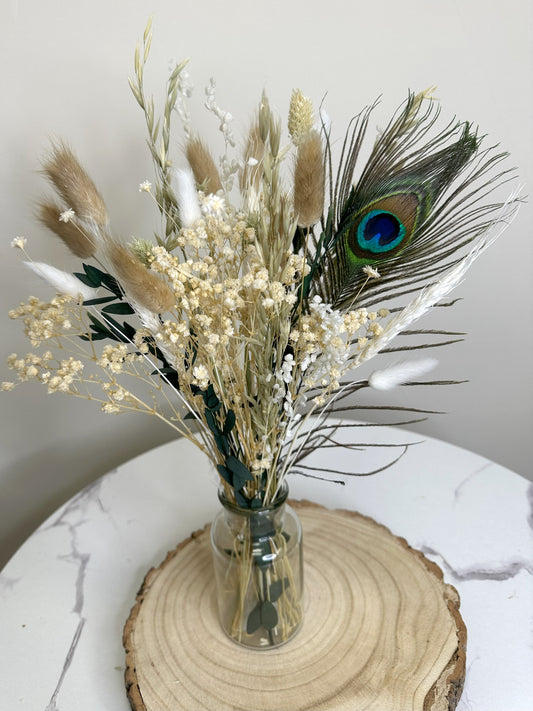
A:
218,482,288,514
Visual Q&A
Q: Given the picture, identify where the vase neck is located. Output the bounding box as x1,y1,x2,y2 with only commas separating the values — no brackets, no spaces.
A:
217,483,288,515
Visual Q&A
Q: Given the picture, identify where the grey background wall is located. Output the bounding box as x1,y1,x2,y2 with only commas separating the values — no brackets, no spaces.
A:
1,0,532,568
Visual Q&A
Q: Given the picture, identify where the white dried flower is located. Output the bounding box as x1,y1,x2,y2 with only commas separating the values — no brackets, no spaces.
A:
363,265,380,279
59,208,75,223
139,180,152,193
11,236,27,249
200,194,225,217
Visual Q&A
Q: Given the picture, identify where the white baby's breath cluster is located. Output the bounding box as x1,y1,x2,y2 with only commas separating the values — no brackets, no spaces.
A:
8,295,74,347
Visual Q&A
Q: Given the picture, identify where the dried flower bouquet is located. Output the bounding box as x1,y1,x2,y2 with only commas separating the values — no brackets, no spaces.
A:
5,21,520,645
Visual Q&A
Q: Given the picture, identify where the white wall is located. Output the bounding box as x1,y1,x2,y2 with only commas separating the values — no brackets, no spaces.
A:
1,0,532,568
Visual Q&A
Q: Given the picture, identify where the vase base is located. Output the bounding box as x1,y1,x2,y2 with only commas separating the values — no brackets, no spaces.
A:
221,619,303,650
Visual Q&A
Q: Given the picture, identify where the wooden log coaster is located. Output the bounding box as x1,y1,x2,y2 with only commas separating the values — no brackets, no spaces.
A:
123,501,466,711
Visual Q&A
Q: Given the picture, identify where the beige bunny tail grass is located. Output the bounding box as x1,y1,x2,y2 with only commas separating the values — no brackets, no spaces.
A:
42,141,109,226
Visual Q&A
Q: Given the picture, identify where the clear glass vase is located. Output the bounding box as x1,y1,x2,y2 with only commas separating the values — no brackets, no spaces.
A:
210,484,303,649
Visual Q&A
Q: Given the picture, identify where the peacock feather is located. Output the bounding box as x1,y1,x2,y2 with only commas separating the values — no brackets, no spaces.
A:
302,91,516,311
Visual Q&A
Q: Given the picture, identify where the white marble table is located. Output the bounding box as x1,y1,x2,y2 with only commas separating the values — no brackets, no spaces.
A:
1,423,532,710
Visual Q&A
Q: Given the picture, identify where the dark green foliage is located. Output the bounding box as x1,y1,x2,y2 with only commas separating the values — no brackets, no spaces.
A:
269,577,289,602
226,456,254,491
246,603,262,634
260,601,278,630
101,302,136,315
75,263,121,297
192,386,253,498
245,599,279,634
216,464,233,486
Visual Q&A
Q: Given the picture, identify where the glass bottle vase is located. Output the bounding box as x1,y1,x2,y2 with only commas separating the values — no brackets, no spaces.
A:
210,484,303,649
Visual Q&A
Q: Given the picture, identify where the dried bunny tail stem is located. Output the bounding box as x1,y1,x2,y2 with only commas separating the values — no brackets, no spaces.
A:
185,137,222,194
352,190,521,369
24,261,99,300
38,202,97,258
42,141,109,226
294,129,325,227
106,241,175,313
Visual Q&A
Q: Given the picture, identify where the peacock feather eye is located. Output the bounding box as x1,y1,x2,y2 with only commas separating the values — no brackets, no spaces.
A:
346,192,423,261
357,210,405,253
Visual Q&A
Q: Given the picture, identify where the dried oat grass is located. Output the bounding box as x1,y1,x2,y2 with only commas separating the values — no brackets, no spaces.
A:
239,122,265,198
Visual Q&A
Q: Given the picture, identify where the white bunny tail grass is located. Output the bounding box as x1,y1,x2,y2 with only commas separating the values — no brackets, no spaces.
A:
369,358,438,390
24,261,99,301
175,168,202,228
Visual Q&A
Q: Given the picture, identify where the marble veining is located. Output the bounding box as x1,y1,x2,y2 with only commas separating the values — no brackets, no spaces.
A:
527,482,533,532
420,544,533,583
453,462,492,504
41,479,103,710
45,619,86,711
0,573,21,594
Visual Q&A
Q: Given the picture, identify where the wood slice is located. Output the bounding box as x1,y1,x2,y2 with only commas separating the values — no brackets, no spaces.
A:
123,502,466,711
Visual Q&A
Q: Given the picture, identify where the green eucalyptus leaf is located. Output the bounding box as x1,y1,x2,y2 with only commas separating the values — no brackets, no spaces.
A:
205,409,220,435
82,296,117,306
82,263,105,286
246,604,262,634
216,464,233,485
99,272,122,297
121,322,136,341
214,433,229,457
222,409,236,436
226,456,253,481
260,601,278,630
205,385,220,411
74,272,96,287
87,315,111,333
102,303,136,315
235,490,250,508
